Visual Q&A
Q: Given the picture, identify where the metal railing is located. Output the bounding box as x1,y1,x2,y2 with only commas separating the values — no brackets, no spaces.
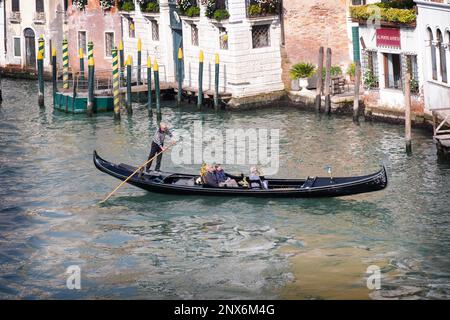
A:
55,64,168,95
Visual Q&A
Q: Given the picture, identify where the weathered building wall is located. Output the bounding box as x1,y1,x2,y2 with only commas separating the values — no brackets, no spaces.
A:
416,0,450,113
3,0,65,71
121,1,170,83
67,0,122,72
358,24,424,113
282,0,352,88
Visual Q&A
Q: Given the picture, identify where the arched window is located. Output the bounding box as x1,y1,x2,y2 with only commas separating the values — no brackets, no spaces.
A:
427,27,437,81
437,29,447,83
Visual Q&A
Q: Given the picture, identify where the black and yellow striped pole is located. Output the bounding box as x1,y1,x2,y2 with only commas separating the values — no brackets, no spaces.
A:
38,35,45,59
88,41,94,61
214,53,220,110
154,59,160,114
119,40,124,86
37,50,44,108
126,55,133,114
197,50,204,109
62,38,69,89
147,56,152,113
79,48,85,80
52,47,57,105
137,38,142,85
177,47,183,106
87,57,95,116
112,47,120,119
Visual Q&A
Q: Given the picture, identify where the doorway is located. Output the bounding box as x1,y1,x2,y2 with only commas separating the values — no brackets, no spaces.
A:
383,53,402,89
24,28,36,70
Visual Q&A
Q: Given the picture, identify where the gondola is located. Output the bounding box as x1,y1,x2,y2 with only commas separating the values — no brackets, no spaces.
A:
93,151,388,198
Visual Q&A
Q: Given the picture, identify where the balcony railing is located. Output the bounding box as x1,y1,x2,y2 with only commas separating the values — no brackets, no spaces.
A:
34,12,46,24
10,11,21,23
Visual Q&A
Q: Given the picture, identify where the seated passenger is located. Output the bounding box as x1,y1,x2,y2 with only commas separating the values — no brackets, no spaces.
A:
248,166,268,190
203,165,219,187
215,164,238,188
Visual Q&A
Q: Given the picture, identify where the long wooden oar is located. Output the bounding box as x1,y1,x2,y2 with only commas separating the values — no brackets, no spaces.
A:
100,142,176,204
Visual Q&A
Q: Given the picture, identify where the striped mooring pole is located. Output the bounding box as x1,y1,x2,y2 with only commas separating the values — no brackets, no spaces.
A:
154,59,161,114
147,56,152,113
112,47,120,119
79,48,85,80
137,38,142,85
126,55,133,114
52,47,57,106
118,40,125,86
197,50,204,109
177,47,183,106
214,53,220,110
87,57,95,116
37,50,44,108
38,35,45,59
62,39,69,89
88,41,94,61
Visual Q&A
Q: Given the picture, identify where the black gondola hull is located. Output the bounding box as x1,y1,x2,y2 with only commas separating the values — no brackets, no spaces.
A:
94,151,388,198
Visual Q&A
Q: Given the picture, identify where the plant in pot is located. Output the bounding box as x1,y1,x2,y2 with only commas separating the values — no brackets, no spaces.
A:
347,62,356,82
290,62,316,91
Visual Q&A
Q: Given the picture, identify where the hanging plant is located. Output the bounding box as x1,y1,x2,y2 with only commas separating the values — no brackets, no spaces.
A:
73,0,87,10
177,0,198,15
140,0,160,13
100,0,115,10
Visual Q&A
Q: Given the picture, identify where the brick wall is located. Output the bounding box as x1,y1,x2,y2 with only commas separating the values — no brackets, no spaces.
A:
67,0,122,72
282,0,351,88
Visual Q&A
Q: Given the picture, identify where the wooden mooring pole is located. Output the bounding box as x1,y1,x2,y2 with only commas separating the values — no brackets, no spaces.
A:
38,35,45,59
404,72,412,153
87,57,95,116
126,55,133,114
137,38,142,85
88,41,94,61
62,39,69,89
52,48,57,106
112,47,120,120
198,50,204,110
177,47,183,106
315,47,324,112
353,61,361,122
147,56,152,113
324,48,332,115
119,40,125,86
214,53,220,111
154,59,161,114
37,50,44,108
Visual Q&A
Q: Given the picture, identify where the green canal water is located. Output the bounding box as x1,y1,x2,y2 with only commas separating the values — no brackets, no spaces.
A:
0,79,449,299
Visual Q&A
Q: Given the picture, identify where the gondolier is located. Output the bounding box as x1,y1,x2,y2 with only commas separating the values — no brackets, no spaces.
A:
146,122,174,172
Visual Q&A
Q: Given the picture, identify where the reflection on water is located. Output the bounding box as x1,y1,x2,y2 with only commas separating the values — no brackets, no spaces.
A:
0,79,449,299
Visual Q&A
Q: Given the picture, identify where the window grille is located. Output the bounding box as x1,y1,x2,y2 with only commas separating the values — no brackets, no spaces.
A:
252,25,270,48
191,24,199,46
152,21,159,41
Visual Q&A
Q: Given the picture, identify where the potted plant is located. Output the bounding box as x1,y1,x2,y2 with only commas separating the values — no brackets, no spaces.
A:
347,62,356,82
119,0,135,11
141,0,160,13
73,0,87,10
290,62,316,91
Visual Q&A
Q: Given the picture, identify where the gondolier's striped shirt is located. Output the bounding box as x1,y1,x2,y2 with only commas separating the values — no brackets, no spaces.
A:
152,128,173,149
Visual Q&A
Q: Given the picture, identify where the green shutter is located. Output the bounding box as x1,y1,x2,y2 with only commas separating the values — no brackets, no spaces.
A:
352,26,360,62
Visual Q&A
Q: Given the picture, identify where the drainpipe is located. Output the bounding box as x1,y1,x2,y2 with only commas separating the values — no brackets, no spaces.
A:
3,0,7,58
279,0,285,46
